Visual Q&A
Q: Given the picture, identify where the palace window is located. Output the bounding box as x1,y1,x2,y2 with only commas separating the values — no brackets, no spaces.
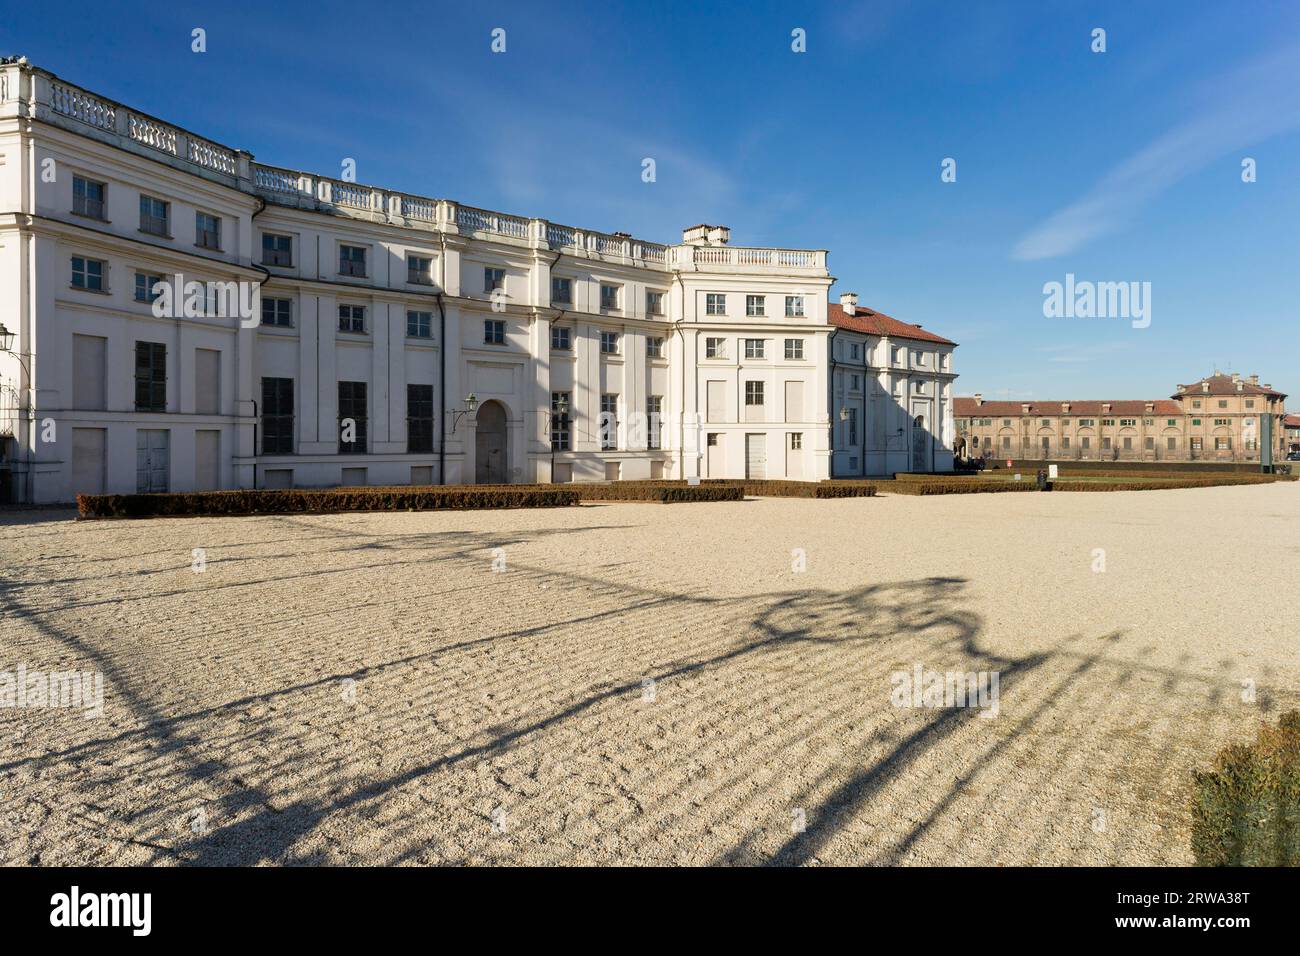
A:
73,176,106,219
407,255,433,285
406,310,432,338
139,195,169,236
339,244,367,277
195,212,221,250
72,256,105,291
407,384,434,453
262,297,293,327
262,233,293,266
338,305,366,333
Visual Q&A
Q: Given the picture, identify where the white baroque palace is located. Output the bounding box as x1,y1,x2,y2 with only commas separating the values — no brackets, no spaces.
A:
0,60,956,502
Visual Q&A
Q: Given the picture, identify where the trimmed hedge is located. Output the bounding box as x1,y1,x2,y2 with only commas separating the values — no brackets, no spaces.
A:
571,483,743,503
886,480,1040,495
1192,711,1300,866
883,474,1290,495
76,486,579,518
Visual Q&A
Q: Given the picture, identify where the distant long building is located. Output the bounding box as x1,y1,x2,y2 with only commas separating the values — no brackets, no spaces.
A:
955,372,1288,463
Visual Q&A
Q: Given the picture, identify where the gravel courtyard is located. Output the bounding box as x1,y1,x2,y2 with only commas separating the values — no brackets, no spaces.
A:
2,483,1297,866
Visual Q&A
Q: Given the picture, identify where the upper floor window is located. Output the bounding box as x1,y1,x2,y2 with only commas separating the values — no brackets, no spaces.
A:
600,284,620,311
705,293,726,316
338,304,366,333
1245,399,1255,408
785,338,804,360
407,255,433,285
1120,418,1136,427
850,343,861,361
646,336,664,359
600,330,620,354
1218,400,1228,409
705,336,726,359
484,267,505,293
1101,418,1115,426
262,233,293,267
73,176,106,220
406,310,432,338
893,347,903,365
785,295,804,318
646,291,665,316
134,271,165,303
746,295,766,317
551,326,571,351
551,276,572,304
913,350,928,367
484,319,505,344
745,381,765,406
1192,400,1202,409
262,297,293,327
71,255,105,291
744,338,765,359
139,195,169,236
339,244,367,277
195,212,222,250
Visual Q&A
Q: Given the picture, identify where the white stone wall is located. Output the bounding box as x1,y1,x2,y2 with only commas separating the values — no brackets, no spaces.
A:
0,61,845,502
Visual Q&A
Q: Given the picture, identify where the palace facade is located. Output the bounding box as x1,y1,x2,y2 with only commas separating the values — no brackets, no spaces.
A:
955,372,1288,464
0,60,962,503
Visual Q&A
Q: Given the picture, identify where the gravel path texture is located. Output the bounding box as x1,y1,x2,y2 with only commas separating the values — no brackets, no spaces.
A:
2,483,1297,865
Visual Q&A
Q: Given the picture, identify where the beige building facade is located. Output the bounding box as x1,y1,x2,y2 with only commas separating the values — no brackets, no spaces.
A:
955,373,1288,464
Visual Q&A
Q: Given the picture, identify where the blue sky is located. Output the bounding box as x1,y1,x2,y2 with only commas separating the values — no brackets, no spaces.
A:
5,1,1299,402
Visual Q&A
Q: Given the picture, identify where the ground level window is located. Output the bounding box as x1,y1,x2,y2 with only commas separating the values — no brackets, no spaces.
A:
790,433,802,450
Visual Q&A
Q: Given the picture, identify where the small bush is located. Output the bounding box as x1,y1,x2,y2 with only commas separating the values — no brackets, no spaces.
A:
1191,711,1300,866
77,486,579,518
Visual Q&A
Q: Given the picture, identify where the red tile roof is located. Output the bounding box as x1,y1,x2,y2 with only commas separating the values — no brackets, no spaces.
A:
1172,373,1286,399
1284,414,1300,428
955,398,1183,417
828,302,956,345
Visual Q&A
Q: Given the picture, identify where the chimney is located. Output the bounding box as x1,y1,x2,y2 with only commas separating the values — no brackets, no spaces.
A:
1062,401,1070,413
681,224,710,246
839,292,859,313
1103,402,1112,414
1145,401,1154,413
1201,382,1210,393
1232,372,1240,383
974,393,983,406
1249,374,1259,385
1021,403,1031,414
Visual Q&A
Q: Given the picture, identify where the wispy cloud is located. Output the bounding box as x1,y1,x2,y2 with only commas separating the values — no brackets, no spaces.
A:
1012,41,1300,260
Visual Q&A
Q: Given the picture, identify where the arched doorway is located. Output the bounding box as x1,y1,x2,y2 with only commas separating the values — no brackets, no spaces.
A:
475,400,508,483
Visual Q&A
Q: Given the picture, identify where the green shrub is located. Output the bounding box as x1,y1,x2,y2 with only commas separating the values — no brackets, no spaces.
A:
76,486,579,518
1191,711,1300,866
